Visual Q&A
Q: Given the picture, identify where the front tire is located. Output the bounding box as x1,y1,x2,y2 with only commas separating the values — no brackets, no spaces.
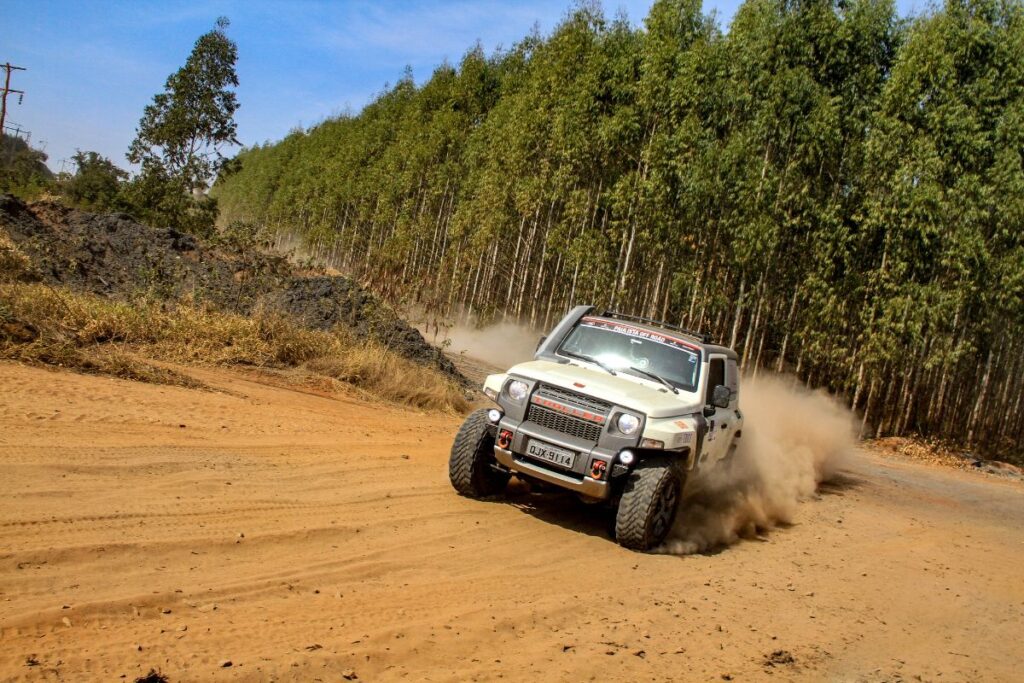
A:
448,409,509,498
614,457,682,551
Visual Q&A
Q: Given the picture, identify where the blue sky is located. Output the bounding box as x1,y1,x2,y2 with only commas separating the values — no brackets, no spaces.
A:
3,0,921,174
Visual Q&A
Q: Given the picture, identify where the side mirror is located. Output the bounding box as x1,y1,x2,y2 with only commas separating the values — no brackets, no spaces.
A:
535,335,547,352
712,384,731,409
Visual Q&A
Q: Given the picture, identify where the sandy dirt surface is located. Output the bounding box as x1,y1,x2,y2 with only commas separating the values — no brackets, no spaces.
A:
1,361,1023,682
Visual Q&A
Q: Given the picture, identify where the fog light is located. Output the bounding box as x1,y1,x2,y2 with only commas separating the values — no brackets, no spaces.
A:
487,408,502,423
619,449,635,465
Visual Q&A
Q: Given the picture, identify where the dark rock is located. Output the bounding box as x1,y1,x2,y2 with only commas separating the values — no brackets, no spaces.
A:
764,650,796,667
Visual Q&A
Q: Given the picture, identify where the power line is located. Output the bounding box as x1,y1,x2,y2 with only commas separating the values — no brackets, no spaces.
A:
2,122,32,165
1,62,27,136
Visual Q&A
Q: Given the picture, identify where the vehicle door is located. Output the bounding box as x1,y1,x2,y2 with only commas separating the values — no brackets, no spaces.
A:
699,354,740,467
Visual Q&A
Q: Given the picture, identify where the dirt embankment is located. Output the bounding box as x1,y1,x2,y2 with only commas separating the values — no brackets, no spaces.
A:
0,194,461,381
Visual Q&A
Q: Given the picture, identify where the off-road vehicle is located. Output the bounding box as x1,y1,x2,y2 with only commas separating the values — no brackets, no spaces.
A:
448,306,742,551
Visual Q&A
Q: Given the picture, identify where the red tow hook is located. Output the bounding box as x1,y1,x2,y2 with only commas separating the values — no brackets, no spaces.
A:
497,429,513,449
590,459,607,480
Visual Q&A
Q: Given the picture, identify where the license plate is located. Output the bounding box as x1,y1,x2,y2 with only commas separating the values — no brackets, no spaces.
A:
526,439,576,470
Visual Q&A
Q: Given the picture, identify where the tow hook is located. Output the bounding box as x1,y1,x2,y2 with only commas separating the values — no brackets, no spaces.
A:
497,429,513,450
590,459,608,480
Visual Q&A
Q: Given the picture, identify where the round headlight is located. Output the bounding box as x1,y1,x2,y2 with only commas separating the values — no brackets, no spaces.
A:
617,413,640,435
507,380,529,401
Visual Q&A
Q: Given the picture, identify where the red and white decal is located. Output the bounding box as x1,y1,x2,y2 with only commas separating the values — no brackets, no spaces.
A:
580,316,701,352
531,394,607,424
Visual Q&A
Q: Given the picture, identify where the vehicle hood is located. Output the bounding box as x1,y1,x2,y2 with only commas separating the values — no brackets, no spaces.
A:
507,359,702,419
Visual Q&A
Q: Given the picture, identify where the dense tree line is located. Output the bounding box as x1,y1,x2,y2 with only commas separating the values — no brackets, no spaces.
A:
213,0,1024,459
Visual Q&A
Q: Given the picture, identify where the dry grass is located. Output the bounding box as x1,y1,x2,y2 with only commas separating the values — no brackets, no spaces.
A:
306,352,469,412
868,436,1024,477
868,436,973,470
0,282,468,412
0,229,34,281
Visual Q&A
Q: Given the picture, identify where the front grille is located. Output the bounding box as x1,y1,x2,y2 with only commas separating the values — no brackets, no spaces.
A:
526,403,604,443
534,384,612,415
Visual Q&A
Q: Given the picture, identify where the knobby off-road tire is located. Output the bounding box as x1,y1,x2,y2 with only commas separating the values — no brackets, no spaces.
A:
614,457,682,551
448,409,509,498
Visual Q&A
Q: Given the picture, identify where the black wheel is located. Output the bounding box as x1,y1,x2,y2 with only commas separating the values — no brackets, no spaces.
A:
448,408,509,498
614,457,682,551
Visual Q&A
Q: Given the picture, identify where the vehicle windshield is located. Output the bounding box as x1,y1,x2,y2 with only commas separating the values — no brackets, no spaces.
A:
557,318,701,392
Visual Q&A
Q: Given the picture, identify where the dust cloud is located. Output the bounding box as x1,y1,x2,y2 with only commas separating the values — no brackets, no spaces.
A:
428,321,541,369
659,374,854,555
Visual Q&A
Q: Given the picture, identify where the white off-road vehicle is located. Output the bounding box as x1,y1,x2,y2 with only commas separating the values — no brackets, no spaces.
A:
448,306,743,551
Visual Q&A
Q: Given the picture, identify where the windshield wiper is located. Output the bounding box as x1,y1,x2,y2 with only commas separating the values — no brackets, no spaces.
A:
629,366,678,394
561,350,617,376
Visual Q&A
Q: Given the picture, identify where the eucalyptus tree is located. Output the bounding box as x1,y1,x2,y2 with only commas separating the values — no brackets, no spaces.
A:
128,17,240,235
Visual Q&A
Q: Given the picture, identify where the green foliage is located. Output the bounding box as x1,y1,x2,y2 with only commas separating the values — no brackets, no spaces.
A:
211,219,271,253
0,134,54,198
120,162,219,236
62,151,128,210
127,16,239,235
213,0,1024,458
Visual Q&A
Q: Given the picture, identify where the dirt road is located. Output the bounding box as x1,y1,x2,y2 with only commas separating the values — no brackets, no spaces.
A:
1,361,1022,681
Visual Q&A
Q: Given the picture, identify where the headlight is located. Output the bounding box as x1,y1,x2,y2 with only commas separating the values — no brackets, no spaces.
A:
507,380,529,401
617,413,640,435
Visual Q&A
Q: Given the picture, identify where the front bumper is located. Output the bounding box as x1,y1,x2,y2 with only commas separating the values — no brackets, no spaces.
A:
493,446,610,499
493,417,619,500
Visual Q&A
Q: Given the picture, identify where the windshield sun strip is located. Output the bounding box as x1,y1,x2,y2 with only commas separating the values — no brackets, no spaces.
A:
555,325,701,392
580,316,702,352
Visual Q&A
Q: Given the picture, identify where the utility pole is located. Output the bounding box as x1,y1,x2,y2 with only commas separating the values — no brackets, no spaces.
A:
1,63,27,136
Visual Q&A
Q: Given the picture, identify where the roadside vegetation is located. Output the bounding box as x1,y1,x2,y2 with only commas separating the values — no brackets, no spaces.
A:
0,134,54,200
0,230,467,411
213,0,1024,461
0,282,468,412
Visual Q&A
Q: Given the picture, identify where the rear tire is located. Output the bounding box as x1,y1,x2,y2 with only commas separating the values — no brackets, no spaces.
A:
449,409,509,498
614,457,681,551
